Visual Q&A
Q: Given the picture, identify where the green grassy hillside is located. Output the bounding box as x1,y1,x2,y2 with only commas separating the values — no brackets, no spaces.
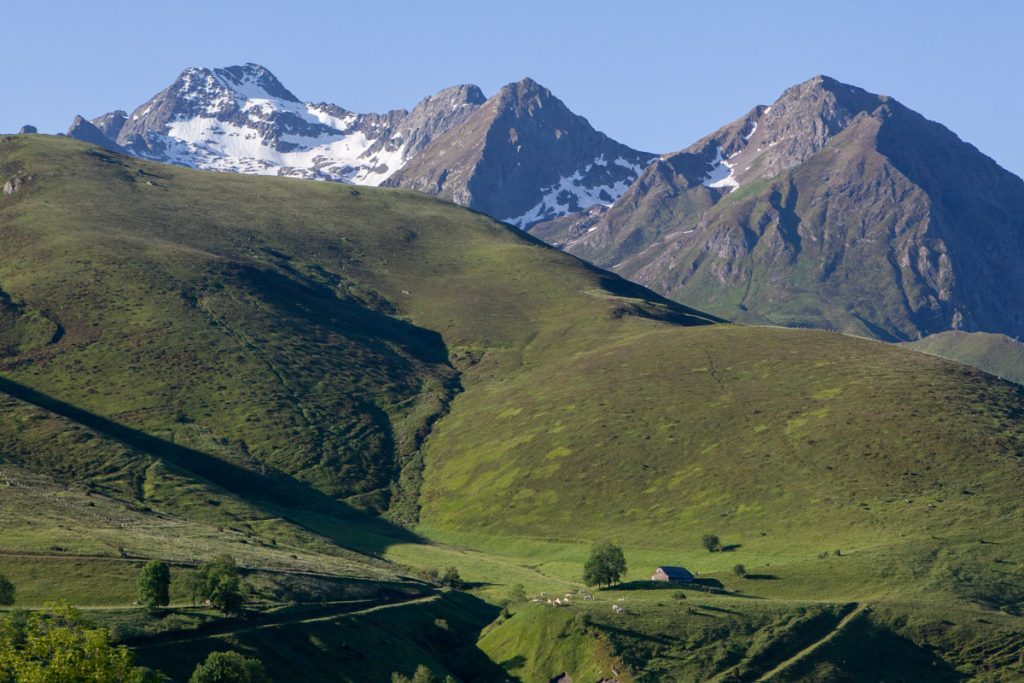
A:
1,135,1023,680
904,330,1024,385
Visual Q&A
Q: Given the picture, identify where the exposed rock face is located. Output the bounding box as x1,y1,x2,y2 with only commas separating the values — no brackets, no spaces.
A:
91,110,128,140
385,78,655,227
2,175,32,195
67,115,125,153
392,84,486,157
18,125,37,135
531,76,1024,341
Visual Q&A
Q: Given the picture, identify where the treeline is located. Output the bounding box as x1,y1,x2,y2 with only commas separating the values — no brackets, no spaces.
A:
137,554,245,614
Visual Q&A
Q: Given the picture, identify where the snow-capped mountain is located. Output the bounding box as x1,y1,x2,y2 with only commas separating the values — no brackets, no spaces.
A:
69,64,651,225
72,64,483,185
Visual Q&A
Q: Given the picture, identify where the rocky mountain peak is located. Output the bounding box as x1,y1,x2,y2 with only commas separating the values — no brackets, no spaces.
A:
496,77,559,116
386,75,655,227
766,74,887,139
395,84,487,155
674,75,894,195
530,75,1024,343
67,115,124,153
91,110,128,140
213,63,300,102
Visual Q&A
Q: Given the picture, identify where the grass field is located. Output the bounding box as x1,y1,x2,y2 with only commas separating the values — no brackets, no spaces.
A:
0,135,1022,680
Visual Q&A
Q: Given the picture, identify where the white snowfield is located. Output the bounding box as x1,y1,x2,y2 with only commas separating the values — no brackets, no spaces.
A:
163,115,406,185
702,147,739,191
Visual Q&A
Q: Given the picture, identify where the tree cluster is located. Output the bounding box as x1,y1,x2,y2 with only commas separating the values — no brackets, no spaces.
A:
0,602,159,682
185,554,245,614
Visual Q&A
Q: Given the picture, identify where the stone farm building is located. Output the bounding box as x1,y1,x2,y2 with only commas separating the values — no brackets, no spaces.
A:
651,566,694,583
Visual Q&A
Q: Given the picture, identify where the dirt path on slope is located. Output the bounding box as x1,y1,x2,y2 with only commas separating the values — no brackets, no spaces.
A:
129,594,439,649
755,603,868,682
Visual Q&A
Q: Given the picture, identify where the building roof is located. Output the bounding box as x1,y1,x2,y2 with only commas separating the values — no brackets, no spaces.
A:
656,566,694,579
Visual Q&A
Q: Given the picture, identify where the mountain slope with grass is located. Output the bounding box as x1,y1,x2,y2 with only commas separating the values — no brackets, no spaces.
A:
1,134,1023,680
903,330,1024,385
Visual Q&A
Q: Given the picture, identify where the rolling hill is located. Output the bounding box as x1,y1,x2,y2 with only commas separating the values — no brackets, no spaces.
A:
2,134,1023,681
904,330,1024,385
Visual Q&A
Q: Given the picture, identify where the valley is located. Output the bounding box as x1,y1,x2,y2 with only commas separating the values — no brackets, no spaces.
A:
1,135,1022,680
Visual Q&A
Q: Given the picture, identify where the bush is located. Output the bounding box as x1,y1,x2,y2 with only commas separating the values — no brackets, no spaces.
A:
733,564,747,578
570,612,593,635
189,651,269,683
417,567,440,583
138,560,170,608
507,583,527,605
583,542,627,588
702,534,721,553
0,573,14,606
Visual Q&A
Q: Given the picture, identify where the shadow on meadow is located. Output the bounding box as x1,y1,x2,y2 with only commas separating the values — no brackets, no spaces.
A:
0,375,425,556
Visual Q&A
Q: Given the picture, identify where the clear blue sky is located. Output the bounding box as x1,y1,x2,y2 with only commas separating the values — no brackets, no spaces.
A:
4,0,1023,177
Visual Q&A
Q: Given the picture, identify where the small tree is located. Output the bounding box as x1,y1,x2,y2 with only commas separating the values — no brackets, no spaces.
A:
733,564,747,578
440,566,463,589
0,572,14,606
702,534,721,553
138,560,170,609
189,651,269,683
583,542,627,588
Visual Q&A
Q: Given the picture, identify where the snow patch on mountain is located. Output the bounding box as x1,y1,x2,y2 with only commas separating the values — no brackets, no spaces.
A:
504,155,647,228
161,116,405,182
703,148,739,191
